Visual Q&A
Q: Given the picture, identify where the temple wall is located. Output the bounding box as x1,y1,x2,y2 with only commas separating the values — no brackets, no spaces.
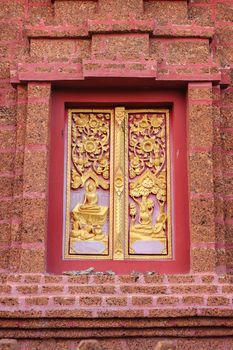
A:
0,0,233,349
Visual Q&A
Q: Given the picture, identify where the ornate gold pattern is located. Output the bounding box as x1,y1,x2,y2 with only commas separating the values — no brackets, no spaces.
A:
127,111,170,257
71,112,110,190
71,179,108,242
129,113,165,179
65,109,113,259
65,108,171,260
113,107,125,260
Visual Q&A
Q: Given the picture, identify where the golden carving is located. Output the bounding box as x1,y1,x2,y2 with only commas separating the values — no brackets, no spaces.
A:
128,112,168,254
71,179,108,242
115,107,126,126
114,168,124,197
129,113,165,179
71,112,110,189
66,110,112,257
113,107,126,260
65,108,171,260
129,170,167,241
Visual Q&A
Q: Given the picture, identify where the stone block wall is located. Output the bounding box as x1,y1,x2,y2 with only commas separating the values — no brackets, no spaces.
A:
0,0,233,349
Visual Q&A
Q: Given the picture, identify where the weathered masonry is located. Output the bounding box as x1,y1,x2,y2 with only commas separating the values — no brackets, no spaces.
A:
0,0,233,349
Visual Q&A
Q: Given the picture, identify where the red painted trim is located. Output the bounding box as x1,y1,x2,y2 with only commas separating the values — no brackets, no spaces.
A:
47,89,189,274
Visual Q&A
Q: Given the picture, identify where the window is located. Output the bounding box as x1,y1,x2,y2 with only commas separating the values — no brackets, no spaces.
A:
47,89,189,273
64,107,171,260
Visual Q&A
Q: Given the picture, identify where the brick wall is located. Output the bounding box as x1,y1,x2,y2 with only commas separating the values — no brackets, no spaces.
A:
0,0,233,349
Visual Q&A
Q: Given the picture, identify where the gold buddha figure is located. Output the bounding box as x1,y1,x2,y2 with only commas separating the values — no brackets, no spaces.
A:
79,179,101,213
130,195,167,242
133,195,154,232
71,178,108,241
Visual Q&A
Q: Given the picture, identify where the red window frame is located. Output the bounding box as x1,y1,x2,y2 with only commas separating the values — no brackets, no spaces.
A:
47,88,189,274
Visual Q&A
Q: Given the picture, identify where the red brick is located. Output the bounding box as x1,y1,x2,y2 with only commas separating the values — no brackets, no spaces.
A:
20,249,45,273
16,285,38,294
0,285,11,294
42,285,64,294
55,0,97,23
45,309,92,318
131,296,152,306
24,275,42,283
167,275,195,284
67,275,89,284
217,3,233,22
188,5,213,25
92,275,115,284
53,297,75,306
30,39,91,61
0,129,15,149
149,308,198,317
44,275,63,283
23,151,47,193
26,102,50,145
188,104,213,148
171,285,217,294
25,297,49,306
105,297,127,306
92,34,149,60
190,198,215,226
120,285,167,294
192,248,216,272
168,41,210,65
207,296,230,306
182,296,205,305
98,0,143,19
144,275,164,284
189,152,213,193
0,222,10,243
189,87,212,100
0,249,10,269
69,285,115,294
222,285,233,293
97,310,144,318
0,297,19,306
29,5,53,25
79,296,102,306
144,0,188,23
157,296,180,305
201,275,215,283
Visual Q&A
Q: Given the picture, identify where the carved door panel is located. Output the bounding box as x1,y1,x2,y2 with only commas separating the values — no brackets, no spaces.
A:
64,107,172,261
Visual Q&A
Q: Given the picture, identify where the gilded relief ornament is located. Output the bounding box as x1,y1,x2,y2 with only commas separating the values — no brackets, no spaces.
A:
69,111,110,256
128,113,168,254
129,114,165,179
71,112,110,189
71,179,108,242
115,107,126,126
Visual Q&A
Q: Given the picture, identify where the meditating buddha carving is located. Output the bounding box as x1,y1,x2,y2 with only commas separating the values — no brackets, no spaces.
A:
79,179,100,213
71,179,108,241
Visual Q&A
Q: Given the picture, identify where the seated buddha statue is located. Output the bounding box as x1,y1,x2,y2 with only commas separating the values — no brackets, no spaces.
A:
79,179,101,214
133,195,154,233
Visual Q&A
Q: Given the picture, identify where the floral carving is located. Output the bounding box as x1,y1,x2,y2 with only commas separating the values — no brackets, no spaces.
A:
129,113,165,179
128,112,168,249
71,112,110,189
